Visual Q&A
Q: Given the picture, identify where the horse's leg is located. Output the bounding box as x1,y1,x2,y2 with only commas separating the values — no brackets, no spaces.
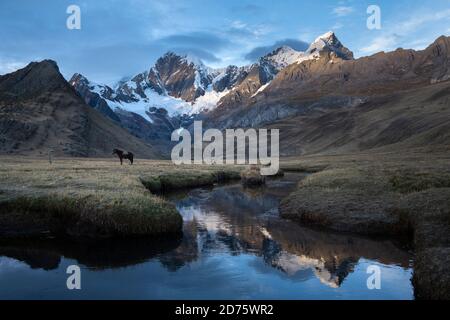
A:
120,156,123,165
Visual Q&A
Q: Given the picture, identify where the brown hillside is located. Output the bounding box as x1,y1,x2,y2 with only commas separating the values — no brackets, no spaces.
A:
0,60,161,158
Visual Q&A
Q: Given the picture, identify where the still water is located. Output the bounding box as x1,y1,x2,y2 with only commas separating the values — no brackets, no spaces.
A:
0,173,413,299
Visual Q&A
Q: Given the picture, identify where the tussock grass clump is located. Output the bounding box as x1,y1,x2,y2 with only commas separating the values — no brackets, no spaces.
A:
390,172,450,194
0,186,182,238
240,166,266,187
281,164,327,173
140,169,241,193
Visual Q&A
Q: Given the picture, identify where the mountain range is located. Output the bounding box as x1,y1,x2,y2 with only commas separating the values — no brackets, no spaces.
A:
70,32,354,119
1,31,450,158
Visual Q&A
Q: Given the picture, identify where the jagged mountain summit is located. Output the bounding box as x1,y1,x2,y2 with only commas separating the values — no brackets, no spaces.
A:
306,31,354,60
71,31,352,121
71,53,233,120
261,32,353,73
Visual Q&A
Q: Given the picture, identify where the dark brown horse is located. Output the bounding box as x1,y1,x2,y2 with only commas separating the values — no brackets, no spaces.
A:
112,149,134,165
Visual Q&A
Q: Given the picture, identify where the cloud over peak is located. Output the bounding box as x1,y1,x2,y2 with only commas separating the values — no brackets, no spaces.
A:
332,6,354,17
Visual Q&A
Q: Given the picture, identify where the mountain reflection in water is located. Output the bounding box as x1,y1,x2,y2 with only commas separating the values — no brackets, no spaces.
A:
166,175,411,289
0,173,413,299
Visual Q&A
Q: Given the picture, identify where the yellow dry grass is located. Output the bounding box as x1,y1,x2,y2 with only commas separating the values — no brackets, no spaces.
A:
0,156,241,237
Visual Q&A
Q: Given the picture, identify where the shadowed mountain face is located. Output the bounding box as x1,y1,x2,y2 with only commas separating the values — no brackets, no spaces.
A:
148,52,215,102
69,73,120,123
0,60,160,158
270,81,450,156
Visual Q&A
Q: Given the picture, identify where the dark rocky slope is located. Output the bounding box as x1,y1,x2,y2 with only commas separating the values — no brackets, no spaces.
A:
0,60,160,158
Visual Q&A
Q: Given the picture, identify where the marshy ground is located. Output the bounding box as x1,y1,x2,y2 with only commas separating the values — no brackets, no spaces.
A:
280,148,450,299
0,149,449,299
0,157,241,238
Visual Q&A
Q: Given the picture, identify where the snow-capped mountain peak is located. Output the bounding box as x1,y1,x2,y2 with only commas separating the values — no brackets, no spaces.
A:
258,31,353,76
71,73,115,99
307,31,354,60
181,53,207,69
313,31,336,44
263,45,306,70
71,31,353,123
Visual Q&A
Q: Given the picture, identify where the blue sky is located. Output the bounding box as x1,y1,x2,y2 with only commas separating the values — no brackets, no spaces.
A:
1,0,449,84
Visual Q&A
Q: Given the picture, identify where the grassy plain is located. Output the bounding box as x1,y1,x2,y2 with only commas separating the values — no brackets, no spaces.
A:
0,157,241,238
1,150,449,299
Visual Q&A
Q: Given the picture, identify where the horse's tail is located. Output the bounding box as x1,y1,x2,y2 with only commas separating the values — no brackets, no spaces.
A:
129,152,134,164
